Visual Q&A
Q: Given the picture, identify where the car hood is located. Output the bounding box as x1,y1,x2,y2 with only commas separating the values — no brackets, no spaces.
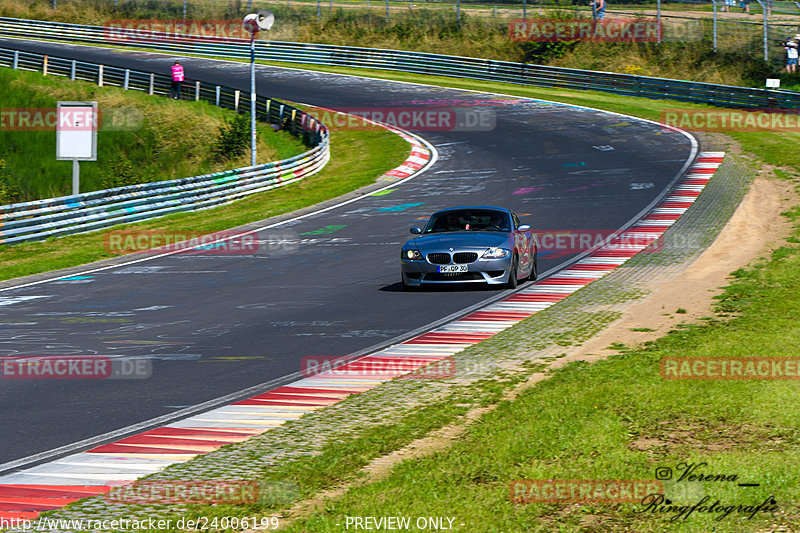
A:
408,232,510,251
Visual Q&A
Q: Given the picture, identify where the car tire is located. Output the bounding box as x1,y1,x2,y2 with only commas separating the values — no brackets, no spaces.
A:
402,275,416,291
529,252,538,281
505,254,519,289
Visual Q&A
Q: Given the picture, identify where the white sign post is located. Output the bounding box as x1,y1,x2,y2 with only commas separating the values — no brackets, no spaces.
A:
56,101,98,196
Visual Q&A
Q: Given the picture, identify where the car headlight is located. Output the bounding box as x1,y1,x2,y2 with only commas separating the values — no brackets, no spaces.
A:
403,249,423,261
481,247,510,259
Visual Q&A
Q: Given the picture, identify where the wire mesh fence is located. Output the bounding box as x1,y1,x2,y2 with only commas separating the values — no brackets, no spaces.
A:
11,0,800,67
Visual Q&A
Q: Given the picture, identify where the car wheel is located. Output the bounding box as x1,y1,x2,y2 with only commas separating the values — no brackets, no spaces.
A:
529,252,538,281
402,275,416,291
505,254,519,289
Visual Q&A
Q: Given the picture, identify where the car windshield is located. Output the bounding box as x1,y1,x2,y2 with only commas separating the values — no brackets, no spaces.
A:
424,209,511,234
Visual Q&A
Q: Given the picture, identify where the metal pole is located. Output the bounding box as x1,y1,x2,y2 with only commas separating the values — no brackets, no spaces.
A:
183,0,187,20
456,0,460,21
711,0,717,52
386,0,389,21
754,0,768,61
657,0,662,43
523,0,526,21
250,36,257,167
318,0,322,20
72,160,79,196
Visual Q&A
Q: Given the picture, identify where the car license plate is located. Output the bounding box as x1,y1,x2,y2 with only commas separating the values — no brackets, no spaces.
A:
438,264,468,273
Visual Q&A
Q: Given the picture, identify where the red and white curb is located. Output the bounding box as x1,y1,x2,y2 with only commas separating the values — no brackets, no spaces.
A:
0,152,722,522
378,131,431,181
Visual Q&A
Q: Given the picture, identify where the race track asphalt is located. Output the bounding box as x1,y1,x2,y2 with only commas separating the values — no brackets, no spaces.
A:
0,38,696,466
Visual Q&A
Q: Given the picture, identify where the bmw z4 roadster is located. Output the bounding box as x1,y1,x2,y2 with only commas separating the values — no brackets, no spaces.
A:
401,206,538,290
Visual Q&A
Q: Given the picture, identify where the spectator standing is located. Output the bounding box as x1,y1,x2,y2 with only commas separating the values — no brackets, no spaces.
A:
786,39,798,73
170,61,184,100
593,0,606,20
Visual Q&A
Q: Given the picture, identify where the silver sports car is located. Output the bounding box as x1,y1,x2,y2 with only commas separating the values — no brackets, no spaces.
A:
401,206,537,290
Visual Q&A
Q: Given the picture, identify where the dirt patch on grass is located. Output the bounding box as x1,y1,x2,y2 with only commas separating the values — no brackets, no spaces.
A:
629,422,796,457
568,171,797,361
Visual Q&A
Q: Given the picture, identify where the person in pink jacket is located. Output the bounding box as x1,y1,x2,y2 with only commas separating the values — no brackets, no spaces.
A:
170,61,184,99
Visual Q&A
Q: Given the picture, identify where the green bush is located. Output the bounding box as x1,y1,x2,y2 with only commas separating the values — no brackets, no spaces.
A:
213,113,251,162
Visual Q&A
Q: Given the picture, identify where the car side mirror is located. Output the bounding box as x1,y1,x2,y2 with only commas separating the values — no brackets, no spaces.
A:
410,227,422,235
518,224,531,231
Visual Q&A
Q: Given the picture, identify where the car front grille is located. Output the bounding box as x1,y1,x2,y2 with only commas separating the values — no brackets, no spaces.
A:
453,252,478,264
427,253,451,265
425,272,484,282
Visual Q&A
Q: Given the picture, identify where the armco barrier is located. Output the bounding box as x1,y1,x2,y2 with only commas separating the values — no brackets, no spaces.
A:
1,16,799,109
0,46,329,245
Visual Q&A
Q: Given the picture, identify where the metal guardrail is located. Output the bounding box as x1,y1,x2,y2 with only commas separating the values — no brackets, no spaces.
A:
0,46,329,245
1,16,799,109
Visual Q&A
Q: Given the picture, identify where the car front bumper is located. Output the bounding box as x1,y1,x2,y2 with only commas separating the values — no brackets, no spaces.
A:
401,256,512,286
